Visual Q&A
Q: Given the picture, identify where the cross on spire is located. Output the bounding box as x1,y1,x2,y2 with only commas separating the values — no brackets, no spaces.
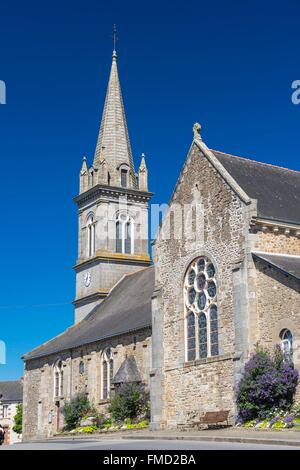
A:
112,24,118,53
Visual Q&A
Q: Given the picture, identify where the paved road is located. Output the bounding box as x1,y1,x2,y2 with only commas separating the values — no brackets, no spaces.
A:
2,438,300,450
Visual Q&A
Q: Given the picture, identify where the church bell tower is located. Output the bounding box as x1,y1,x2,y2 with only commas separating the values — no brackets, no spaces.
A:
73,46,153,323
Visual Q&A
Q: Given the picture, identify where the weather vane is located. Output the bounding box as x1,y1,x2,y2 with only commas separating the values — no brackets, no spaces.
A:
112,24,118,51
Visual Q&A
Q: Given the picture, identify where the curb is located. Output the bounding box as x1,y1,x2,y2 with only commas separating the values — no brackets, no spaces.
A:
122,434,300,447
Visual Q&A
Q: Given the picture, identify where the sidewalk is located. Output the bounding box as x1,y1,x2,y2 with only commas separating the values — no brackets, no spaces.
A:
49,427,300,448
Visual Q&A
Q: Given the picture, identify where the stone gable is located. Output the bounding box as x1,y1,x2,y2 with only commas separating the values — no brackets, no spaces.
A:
151,141,253,428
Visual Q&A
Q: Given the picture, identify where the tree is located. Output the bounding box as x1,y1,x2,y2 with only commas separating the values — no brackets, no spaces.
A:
12,403,23,434
108,383,150,422
62,394,96,431
237,345,298,422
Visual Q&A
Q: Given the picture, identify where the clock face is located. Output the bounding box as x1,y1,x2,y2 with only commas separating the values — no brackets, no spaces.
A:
84,272,91,287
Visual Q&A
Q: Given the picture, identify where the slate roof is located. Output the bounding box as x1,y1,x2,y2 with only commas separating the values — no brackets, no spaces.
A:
23,267,154,361
213,150,300,225
112,355,142,384
0,381,23,403
253,252,300,281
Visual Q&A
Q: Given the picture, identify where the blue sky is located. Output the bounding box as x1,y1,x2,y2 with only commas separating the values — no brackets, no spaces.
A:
0,0,299,380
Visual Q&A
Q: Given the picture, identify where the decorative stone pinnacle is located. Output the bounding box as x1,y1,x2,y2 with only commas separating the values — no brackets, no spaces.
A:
193,122,202,141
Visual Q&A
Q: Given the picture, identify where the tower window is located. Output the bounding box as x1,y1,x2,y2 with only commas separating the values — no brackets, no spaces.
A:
184,256,219,362
115,212,134,254
87,214,95,257
121,169,128,188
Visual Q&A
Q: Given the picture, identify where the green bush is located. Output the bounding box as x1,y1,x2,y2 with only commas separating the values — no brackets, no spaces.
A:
103,418,113,429
12,403,23,434
108,383,150,422
62,394,97,431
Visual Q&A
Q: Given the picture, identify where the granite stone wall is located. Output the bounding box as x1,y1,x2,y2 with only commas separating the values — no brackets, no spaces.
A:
23,327,151,441
151,142,253,429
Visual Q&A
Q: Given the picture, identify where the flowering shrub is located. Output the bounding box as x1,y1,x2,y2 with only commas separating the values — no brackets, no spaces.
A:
237,345,298,422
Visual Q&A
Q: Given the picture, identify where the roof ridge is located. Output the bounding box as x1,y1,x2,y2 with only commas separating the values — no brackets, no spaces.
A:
125,265,153,278
252,251,300,259
212,149,300,175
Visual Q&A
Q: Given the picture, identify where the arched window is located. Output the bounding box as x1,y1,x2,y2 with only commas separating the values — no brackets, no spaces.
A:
54,360,64,398
280,329,293,361
184,256,218,361
115,212,134,254
101,348,114,400
87,214,95,257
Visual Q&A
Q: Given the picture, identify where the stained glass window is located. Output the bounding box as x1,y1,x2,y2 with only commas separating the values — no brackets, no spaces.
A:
198,292,206,310
197,258,205,272
188,288,196,305
210,305,218,356
102,361,108,400
199,313,207,358
208,281,217,298
188,269,196,285
187,312,196,361
184,257,218,361
197,274,206,290
207,263,215,278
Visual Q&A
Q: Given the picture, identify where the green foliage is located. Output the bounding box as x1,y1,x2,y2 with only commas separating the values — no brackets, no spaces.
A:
62,394,97,431
108,383,150,422
103,418,113,429
244,420,256,428
82,425,98,433
272,420,284,429
136,420,149,428
259,420,268,429
12,403,23,434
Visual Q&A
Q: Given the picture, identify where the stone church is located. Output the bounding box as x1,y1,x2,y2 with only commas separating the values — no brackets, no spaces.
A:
22,47,300,440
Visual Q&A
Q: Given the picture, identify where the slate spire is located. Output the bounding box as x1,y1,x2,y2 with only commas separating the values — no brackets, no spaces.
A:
93,49,136,188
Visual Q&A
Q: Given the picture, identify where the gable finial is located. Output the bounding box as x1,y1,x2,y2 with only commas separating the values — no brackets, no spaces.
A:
112,24,118,58
193,122,202,141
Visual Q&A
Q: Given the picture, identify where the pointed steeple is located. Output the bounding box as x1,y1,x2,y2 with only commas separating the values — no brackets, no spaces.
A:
138,153,148,191
93,50,136,188
79,156,88,193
